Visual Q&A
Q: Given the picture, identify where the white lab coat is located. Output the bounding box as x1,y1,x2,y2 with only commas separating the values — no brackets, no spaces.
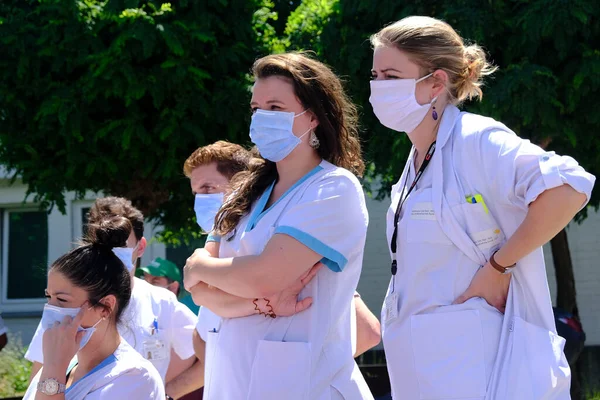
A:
203,160,373,400
23,340,164,400
26,278,197,382
195,306,221,342
381,105,595,400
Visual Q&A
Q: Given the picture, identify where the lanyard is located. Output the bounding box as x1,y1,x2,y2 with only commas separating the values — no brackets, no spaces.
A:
390,141,436,280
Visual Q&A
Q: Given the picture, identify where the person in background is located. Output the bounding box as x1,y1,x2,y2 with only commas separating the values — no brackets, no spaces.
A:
139,257,199,317
22,215,164,399
0,314,7,351
26,197,201,400
184,140,381,362
369,16,595,399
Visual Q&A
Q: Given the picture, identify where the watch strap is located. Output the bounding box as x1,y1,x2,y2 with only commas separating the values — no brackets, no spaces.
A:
37,379,66,395
490,251,516,274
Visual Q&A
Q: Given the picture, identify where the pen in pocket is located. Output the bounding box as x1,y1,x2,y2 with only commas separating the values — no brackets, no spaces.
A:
465,193,489,214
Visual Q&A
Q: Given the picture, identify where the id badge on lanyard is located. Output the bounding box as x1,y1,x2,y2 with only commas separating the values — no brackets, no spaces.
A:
143,317,168,361
386,141,436,321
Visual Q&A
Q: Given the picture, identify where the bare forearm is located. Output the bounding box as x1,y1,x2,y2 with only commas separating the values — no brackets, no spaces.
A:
192,330,205,361
165,360,204,399
354,296,381,357
191,282,258,318
29,361,43,384
190,235,320,298
191,255,283,298
495,185,587,266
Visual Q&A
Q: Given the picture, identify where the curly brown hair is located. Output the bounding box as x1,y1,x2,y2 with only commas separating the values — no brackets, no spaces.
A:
214,53,364,236
183,140,252,180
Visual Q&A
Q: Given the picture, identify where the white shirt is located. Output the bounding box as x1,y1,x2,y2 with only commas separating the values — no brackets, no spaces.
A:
25,278,197,382
381,105,595,400
24,340,164,400
203,160,374,400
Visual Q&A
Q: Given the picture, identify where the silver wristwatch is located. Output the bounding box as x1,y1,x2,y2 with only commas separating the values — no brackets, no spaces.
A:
37,378,66,395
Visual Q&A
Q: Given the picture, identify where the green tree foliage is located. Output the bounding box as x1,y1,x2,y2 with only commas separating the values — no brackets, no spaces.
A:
0,0,260,243
0,337,31,397
279,0,599,217
0,0,597,243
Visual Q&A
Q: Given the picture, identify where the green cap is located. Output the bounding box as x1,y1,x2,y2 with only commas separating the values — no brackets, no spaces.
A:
138,257,181,282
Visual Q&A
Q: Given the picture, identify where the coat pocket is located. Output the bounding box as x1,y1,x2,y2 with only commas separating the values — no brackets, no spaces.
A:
411,310,487,399
454,201,505,257
247,340,311,400
406,190,452,245
493,317,570,400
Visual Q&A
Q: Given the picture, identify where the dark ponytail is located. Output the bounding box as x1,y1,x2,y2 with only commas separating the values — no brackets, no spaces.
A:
50,215,132,323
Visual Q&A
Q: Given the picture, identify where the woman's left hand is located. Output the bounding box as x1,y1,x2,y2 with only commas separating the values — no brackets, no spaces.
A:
453,262,511,313
42,307,86,371
183,248,211,291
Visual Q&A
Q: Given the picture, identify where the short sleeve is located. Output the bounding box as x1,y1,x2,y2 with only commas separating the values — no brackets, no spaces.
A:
206,232,221,243
274,172,368,272
0,315,7,336
24,320,44,363
167,295,197,360
478,129,595,210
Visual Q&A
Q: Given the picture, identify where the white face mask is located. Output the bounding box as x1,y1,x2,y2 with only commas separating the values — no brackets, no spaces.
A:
249,109,311,162
112,242,138,273
369,73,436,133
194,193,224,232
40,304,102,350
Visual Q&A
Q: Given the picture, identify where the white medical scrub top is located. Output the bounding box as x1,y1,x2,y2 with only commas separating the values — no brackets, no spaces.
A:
195,306,221,342
25,277,197,382
381,106,595,400
24,340,164,400
203,160,373,400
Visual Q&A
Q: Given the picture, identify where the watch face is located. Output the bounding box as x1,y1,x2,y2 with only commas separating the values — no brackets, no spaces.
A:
44,379,59,394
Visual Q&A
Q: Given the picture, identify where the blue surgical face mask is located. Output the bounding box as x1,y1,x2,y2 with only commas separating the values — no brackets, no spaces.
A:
41,304,102,350
112,242,139,273
194,193,224,232
249,109,311,162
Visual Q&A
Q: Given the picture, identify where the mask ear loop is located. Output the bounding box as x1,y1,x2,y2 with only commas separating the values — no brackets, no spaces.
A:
91,317,105,328
415,72,433,83
298,127,312,140
294,109,309,118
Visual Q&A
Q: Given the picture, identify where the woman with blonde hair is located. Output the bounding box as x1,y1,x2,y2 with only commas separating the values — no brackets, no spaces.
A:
184,53,373,400
369,16,594,400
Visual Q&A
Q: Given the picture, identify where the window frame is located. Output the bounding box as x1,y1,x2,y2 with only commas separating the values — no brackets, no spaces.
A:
71,201,94,244
1,208,49,311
